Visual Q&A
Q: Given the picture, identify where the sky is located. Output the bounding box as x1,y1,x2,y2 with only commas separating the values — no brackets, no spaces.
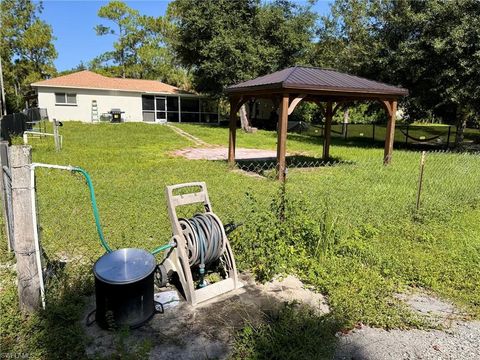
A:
36,0,332,72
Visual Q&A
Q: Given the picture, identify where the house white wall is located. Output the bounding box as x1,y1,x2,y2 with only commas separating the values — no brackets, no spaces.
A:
36,87,144,122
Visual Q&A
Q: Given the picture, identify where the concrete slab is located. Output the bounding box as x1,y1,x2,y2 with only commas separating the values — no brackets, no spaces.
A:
174,147,281,161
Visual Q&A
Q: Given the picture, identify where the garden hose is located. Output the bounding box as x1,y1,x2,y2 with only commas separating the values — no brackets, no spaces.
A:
72,167,173,255
72,167,112,253
151,243,174,255
178,213,227,285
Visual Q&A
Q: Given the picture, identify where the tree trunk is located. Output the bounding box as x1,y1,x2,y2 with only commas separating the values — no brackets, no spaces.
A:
342,108,349,136
239,105,256,133
0,57,6,116
454,107,468,148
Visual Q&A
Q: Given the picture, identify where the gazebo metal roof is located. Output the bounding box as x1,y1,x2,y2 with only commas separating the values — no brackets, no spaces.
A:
227,66,408,97
226,66,409,181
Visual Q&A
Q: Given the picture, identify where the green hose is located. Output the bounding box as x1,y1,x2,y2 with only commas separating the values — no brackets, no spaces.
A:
72,167,173,255
151,243,173,255
72,167,112,253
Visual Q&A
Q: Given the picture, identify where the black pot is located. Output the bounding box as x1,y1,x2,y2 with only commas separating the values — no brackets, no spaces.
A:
93,248,157,329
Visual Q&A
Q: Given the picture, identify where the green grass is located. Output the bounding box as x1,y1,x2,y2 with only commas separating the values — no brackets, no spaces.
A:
1,122,480,359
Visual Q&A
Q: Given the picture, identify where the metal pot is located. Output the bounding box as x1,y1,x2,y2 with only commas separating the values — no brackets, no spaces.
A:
93,248,156,329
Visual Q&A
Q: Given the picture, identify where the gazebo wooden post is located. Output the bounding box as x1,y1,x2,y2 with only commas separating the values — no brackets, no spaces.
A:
322,101,333,160
383,100,397,164
228,97,238,167
276,93,289,181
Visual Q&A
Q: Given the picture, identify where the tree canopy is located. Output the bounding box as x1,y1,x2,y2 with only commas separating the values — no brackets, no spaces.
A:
378,0,480,141
93,1,190,88
314,0,480,138
0,0,57,112
166,0,317,96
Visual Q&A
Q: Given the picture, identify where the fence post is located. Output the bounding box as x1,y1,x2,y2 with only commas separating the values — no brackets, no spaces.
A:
0,141,11,250
405,124,409,147
446,126,451,149
53,119,60,151
11,145,41,312
416,151,426,211
372,124,375,143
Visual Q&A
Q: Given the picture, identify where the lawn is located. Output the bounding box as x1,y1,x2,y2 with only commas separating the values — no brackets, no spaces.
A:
1,122,480,359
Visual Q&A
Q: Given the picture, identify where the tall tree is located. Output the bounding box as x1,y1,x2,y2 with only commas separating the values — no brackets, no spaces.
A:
0,0,57,112
93,1,190,87
94,0,140,78
167,0,317,96
314,0,387,123
314,0,382,72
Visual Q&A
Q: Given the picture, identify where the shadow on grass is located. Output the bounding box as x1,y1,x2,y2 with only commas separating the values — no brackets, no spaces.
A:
231,302,345,360
233,155,354,177
288,132,453,152
0,262,95,359
21,262,152,360
38,263,94,360
17,253,347,359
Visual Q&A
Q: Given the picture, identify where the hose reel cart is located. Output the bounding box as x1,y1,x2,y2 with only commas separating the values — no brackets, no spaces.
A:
157,182,243,306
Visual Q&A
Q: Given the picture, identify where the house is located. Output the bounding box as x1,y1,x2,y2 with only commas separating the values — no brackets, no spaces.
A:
31,71,219,123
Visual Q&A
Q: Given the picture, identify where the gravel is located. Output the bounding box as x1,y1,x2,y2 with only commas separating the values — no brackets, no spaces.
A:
334,292,479,360
334,320,480,360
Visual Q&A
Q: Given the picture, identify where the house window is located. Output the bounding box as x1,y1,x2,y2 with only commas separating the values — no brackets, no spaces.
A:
55,93,77,105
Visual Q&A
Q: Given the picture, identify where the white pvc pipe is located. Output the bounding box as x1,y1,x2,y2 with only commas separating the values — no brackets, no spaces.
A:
30,164,45,308
23,132,63,149
30,162,76,309
31,163,75,171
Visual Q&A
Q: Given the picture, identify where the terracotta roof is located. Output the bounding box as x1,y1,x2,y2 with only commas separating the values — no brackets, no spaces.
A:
31,70,185,94
226,66,408,97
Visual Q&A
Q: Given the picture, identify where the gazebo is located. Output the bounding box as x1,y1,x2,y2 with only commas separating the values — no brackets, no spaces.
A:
225,66,408,181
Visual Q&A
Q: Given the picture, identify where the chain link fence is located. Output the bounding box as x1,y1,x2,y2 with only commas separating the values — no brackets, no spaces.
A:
232,150,480,241
29,150,477,262
294,122,480,149
1,143,477,305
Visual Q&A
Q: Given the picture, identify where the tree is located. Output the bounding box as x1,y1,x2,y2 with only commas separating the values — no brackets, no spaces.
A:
58,62,87,76
94,1,140,78
376,0,480,145
166,0,317,97
314,0,387,124
93,1,190,87
0,0,57,112
314,0,383,73
316,0,480,145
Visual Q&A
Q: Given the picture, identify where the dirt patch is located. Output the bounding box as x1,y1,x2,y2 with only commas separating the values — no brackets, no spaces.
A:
256,275,330,315
83,273,328,359
395,291,468,327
